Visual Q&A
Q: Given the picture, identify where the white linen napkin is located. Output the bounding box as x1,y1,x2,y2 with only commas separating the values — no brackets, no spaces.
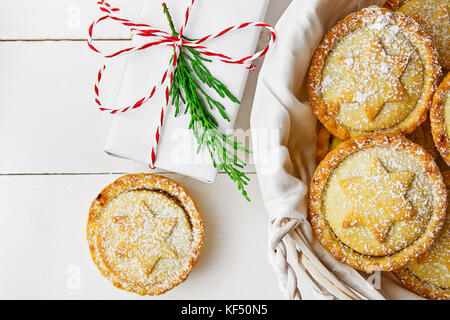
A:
105,0,269,182
251,0,423,299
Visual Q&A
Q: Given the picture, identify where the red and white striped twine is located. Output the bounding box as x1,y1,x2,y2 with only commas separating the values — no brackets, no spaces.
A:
88,0,276,168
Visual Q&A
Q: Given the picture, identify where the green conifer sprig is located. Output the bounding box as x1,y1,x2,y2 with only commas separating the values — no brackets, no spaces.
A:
163,3,250,201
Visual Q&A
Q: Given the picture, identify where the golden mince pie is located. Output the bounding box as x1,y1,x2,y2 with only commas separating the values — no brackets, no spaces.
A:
394,171,450,300
399,0,450,70
87,174,204,295
430,73,450,165
308,7,441,140
308,134,447,272
314,120,438,165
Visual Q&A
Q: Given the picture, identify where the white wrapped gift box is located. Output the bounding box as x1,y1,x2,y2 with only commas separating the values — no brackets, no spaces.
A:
105,0,269,182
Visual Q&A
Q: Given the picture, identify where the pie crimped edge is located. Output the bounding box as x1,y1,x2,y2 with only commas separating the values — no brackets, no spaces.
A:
308,134,447,272
399,0,450,71
87,173,204,295
430,73,450,165
307,7,441,140
392,171,450,300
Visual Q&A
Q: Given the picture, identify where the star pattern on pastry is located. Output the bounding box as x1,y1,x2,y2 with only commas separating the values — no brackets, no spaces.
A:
113,201,178,276
339,157,416,243
329,36,410,121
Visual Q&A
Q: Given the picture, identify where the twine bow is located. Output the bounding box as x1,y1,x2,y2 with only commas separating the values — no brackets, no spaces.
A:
88,0,276,168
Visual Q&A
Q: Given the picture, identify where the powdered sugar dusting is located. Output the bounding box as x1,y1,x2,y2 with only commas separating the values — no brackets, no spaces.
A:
406,214,450,289
98,190,193,290
323,146,434,256
320,10,423,132
400,0,450,70
87,174,204,295
309,134,447,272
308,7,441,141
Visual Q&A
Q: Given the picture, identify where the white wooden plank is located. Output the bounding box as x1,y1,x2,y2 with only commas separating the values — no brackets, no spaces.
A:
0,173,280,299
0,0,292,40
0,40,256,174
0,40,143,173
0,0,142,40
0,0,293,301
0,0,293,175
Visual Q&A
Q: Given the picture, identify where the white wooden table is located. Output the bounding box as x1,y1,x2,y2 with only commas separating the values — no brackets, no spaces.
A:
0,0,292,299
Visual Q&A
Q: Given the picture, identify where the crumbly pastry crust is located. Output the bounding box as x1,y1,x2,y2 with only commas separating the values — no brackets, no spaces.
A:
308,134,447,272
308,7,441,140
87,174,204,295
431,73,450,165
393,172,450,300
399,0,450,70
394,268,450,300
